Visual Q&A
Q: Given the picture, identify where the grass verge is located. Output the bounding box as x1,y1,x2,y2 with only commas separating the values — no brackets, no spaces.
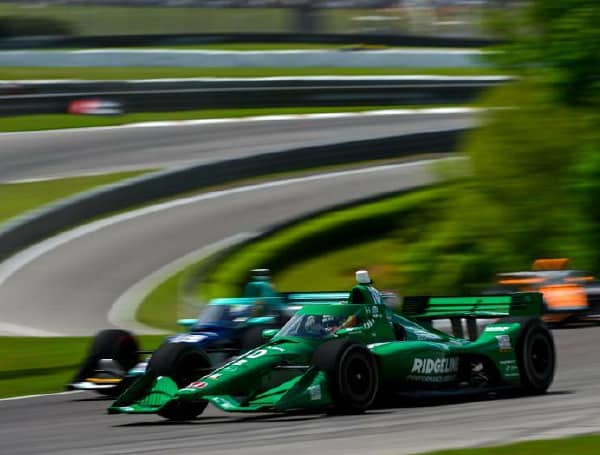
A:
0,170,151,226
0,335,164,399
136,268,188,333
2,67,505,80
0,105,468,133
421,435,600,455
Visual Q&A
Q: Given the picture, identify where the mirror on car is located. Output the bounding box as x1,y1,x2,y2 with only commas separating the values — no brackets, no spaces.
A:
262,328,279,340
177,318,198,328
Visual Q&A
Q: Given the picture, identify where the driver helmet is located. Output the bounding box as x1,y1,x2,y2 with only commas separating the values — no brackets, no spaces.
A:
305,315,323,335
322,315,339,333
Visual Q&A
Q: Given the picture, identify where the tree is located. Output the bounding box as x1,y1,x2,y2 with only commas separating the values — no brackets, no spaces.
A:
399,0,600,293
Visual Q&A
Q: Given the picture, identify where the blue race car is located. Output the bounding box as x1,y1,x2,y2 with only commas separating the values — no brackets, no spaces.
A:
68,270,349,396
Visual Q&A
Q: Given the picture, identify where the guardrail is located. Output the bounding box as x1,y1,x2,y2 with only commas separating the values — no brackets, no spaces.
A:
0,77,507,116
0,127,469,261
0,33,499,50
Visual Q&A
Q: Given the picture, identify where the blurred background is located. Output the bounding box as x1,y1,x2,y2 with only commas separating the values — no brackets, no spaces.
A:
0,0,598,326
0,0,493,38
1,1,600,453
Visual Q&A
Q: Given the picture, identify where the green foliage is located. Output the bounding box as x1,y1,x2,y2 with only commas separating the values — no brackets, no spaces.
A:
489,0,600,106
401,1,600,293
401,81,597,293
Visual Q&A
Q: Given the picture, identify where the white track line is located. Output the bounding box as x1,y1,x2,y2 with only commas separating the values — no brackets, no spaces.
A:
0,321,62,337
0,107,479,137
107,232,258,333
0,390,82,402
5,75,507,84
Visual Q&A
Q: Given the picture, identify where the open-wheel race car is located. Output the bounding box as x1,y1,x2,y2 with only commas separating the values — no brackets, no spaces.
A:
108,270,555,420
489,258,600,325
68,269,349,396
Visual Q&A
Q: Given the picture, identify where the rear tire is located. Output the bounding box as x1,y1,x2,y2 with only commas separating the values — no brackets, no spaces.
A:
148,343,210,420
71,329,139,396
514,319,556,394
313,339,379,414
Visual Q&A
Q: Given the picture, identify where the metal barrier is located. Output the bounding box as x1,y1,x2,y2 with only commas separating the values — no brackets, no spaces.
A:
0,128,468,261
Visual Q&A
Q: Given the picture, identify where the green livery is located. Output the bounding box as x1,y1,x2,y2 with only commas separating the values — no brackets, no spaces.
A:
109,273,555,420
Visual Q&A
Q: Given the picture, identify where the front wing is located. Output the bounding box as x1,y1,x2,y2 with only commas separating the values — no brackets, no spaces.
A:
109,367,333,415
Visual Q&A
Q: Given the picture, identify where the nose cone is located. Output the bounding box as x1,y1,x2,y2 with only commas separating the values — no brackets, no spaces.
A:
177,342,305,400
177,382,210,399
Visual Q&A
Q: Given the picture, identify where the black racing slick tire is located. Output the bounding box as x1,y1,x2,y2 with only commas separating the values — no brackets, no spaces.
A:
90,329,139,367
158,399,208,421
148,343,211,420
148,342,211,388
313,339,379,414
510,318,556,394
70,329,139,394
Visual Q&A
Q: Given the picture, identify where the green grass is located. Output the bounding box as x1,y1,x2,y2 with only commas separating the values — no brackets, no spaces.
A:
0,105,467,133
1,67,505,81
136,268,188,333
0,335,164,398
421,435,600,455
276,238,403,293
0,170,150,225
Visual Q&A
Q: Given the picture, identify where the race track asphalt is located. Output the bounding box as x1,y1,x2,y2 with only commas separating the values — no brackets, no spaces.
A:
1,326,599,455
2,112,599,454
0,111,475,182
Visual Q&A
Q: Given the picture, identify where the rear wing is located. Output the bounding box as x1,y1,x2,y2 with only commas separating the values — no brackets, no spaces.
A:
283,292,348,305
401,292,544,320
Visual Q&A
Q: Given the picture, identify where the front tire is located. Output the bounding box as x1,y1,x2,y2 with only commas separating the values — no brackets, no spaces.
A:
313,339,379,414
148,343,211,420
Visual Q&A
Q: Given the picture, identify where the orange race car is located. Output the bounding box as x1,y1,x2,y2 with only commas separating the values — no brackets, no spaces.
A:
489,258,600,325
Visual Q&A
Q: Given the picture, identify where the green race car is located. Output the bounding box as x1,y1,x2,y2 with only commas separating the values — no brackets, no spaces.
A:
109,271,555,420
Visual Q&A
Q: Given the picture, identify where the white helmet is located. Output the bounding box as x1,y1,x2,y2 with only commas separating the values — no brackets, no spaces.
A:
355,270,371,285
